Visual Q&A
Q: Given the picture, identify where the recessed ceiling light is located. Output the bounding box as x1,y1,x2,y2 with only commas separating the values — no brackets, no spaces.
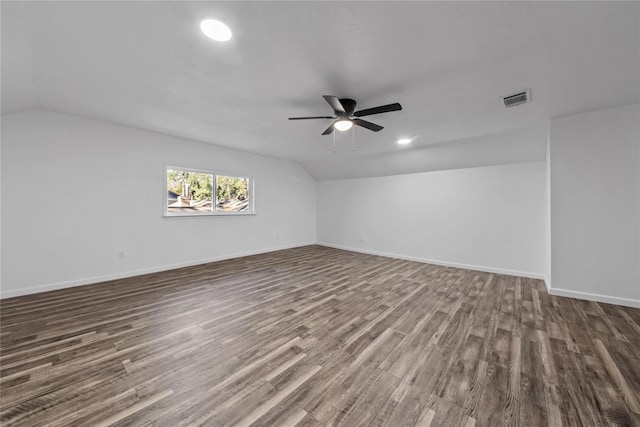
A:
334,120,353,132
397,138,412,145
200,18,232,42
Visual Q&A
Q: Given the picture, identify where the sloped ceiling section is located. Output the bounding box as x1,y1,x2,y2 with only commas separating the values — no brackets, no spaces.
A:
305,124,549,180
1,1,638,177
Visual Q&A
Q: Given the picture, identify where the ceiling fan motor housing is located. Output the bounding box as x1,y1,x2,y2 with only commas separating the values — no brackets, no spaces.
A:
338,99,356,116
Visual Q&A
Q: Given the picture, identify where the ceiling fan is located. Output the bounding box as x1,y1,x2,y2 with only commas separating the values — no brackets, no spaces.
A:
289,95,402,135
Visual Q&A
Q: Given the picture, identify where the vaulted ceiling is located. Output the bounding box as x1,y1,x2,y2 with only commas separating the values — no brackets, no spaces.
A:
2,1,638,178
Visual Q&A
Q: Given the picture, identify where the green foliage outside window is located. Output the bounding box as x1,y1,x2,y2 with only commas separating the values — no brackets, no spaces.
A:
167,170,213,200
216,176,248,201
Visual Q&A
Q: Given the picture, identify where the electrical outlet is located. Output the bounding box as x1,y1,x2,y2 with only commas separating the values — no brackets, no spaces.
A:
118,251,125,259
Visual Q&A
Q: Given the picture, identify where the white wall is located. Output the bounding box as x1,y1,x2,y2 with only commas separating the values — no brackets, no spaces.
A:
545,123,552,287
317,162,546,277
4,105,638,308
0,110,316,298
549,103,639,307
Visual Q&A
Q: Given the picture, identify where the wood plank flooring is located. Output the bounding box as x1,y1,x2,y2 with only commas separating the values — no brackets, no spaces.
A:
1,245,639,426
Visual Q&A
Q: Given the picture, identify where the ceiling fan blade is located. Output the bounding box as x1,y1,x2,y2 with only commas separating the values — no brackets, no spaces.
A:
353,118,383,132
322,95,346,113
353,103,402,117
288,116,334,120
322,121,337,135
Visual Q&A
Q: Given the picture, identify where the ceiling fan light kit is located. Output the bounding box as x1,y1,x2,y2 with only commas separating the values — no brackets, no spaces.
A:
334,120,353,131
289,95,402,136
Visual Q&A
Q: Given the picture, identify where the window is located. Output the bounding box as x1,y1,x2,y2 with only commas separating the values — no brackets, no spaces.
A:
215,175,251,213
165,166,254,216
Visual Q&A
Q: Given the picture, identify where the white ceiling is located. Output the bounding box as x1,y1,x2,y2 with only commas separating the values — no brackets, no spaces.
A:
2,1,639,175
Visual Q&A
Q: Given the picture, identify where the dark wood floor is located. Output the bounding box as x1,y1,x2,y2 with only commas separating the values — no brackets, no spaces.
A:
1,245,639,427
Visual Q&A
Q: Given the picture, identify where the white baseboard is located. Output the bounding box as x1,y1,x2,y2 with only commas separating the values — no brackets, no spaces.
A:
547,287,640,309
320,243,640,308
6,242,638,310
0,242,316,299
317,242,545,280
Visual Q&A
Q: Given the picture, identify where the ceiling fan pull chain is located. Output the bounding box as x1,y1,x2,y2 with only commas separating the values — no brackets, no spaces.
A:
332,130,336,153
352,126,355,151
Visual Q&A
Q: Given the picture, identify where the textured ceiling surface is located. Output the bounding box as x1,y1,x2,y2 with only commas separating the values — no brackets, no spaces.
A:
2,1,638,174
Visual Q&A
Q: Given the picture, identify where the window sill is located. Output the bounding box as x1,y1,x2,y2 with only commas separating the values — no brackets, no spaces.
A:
164,212,256,218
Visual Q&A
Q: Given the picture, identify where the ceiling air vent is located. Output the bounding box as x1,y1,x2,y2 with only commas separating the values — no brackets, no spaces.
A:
503,90,530,108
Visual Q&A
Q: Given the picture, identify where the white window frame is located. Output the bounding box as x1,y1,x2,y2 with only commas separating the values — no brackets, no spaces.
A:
164,165,255,217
